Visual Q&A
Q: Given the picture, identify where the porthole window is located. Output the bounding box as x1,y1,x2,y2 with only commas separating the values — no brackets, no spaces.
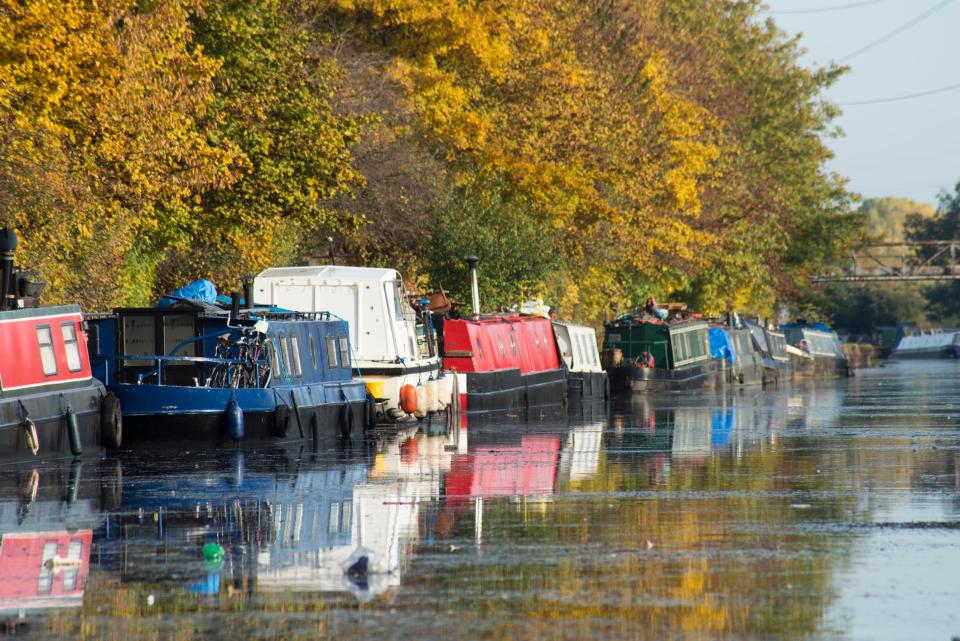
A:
289,336,302,377
278,334,291,377
338,336,350,368
270,342,281,378
61,322,82,372
326,335,338,368
36,325,57,376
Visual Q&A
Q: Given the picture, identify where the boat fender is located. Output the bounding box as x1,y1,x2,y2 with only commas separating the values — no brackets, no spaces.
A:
339,402,354,439
65,403,82,457
100,392,123,449
23,416,39,456
400,384,417,415
272,404,291,438
415,383,427,418
226,396,244,442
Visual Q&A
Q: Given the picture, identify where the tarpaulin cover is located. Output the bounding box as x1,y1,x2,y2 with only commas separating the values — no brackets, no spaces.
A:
158,279,218,308
709,326,735,364
782,321,832,333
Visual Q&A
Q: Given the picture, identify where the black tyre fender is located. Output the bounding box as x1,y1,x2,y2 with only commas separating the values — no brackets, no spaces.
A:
273,404,291,438
100,392,122,449
339,402,355,438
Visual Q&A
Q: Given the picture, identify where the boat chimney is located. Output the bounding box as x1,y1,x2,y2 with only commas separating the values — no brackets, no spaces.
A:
242,274,255,309
230,290,241,320
0,228,18,310
465,255,480,316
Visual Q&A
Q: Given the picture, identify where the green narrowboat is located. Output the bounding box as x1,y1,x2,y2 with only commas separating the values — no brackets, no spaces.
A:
602,318,719,392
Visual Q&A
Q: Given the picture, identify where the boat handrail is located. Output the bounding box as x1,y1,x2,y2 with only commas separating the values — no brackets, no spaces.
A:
91,353,270,388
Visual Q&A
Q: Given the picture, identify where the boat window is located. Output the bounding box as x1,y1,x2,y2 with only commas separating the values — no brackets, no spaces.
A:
329,502,341,534
338,335,350,368
509,332,519,355
326,335,338,368
37,541,58,593
269,341,282,378
384,280,405,322
37,325,57,376
162,314,196,356
278,333,291,377
61,322,83,372
309,334,318,369
61,539,83,591
289,336,302,377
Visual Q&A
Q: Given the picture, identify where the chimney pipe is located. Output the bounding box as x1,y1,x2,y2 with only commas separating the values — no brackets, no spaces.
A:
242,274,255,310
465,255,480,316
0,228,18,310
230,291,241,320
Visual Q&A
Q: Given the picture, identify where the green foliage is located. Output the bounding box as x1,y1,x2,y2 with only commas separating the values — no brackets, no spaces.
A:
861,197,935,241
424,183,562,311
904,181,960,321
0,0,862,319
818,283,924,335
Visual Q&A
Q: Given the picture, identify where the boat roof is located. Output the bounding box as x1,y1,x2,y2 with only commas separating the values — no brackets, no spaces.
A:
0,304,82,321
256,265,400,284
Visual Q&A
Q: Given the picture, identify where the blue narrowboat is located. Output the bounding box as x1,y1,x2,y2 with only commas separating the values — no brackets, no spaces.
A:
87,298,369,443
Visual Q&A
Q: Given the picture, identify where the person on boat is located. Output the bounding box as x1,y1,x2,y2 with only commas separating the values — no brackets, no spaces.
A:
644,296,669,322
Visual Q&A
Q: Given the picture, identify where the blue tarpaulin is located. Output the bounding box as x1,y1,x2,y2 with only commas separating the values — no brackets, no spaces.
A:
709,326,735,364
158,279,218,308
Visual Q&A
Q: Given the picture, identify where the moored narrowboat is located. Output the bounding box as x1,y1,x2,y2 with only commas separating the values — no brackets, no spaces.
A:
603,316,719,392
87,296,368,443
553,321,608,401
782,321,852,378
253,266,446,423
742,320,795,386
710,325,765,387
0,229,120,463
439,314,567,413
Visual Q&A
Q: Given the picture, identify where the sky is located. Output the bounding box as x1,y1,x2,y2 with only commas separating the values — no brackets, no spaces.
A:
761,0,960,206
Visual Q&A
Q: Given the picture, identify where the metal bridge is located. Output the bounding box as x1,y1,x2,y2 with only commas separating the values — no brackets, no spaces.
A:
812,241,960,283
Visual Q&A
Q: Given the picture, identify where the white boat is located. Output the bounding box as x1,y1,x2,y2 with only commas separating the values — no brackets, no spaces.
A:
890,329,960,359
254,266,443,421
552,321,607,400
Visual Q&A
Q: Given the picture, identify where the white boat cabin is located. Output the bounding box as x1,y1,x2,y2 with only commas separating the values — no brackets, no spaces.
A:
553,322,603,373
254,266,442,417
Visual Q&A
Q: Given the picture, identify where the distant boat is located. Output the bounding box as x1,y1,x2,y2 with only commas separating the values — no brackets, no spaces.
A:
889,329,960,359
782,322,852,378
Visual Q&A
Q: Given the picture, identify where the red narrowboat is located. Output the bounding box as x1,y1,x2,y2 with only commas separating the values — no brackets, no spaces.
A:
0,229,121,463
439,315,567,413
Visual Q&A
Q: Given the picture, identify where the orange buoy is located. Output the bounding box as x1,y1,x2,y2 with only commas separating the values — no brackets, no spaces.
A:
400,384,418,414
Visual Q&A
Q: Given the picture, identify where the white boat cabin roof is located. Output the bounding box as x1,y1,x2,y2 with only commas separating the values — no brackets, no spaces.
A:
256,265,400,285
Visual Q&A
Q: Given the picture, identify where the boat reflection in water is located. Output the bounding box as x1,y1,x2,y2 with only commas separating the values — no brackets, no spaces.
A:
0,461,113,619
100,426,462,602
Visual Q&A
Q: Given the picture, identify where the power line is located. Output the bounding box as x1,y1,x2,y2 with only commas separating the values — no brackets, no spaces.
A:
838,0,955,62
765,0,891,15
839,80,960,105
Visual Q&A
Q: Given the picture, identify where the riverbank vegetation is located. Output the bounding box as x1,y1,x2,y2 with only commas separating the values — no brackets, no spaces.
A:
1,0,861,322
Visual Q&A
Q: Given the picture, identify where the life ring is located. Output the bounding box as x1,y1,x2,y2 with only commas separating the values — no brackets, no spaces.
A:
272,404,291,438
100,392,123,449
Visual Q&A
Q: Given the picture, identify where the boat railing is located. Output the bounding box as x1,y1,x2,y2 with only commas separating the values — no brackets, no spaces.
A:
91,353,270,388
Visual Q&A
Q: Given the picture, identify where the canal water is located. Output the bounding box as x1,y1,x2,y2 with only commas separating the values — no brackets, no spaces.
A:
2,361,958,640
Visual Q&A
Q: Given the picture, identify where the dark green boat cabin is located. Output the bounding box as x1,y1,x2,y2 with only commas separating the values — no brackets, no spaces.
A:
603,319,711,370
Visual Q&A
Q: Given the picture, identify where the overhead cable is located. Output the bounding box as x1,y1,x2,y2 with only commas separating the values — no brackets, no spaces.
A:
839,80,960,105
838,0,955,62
765,0,891,15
